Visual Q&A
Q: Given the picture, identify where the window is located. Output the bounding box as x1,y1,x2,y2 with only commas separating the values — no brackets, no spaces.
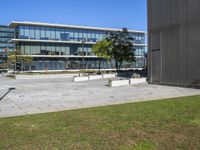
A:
35,26,40,39
82,30,87,40
41,43,46,50
50,43,56,53
74,30,78,40
31,43,40,55
78,30,83,39
96,31,100,41
0,27,14,32
50,28,56,40
66,46,70,55
35,44,40,54
0,43,14,47
91,31,95,39
60,44,66,55
0,32,14,37
19,26,25,38
24,43,31,54
88,31,92,42
69,29,74,39
99,31,104,40
46,27,51,40
29,26,35,39
55,28,60,40
24,26,30,39
0,38,10,42
46,43,51,51
61,33,69,41
40,27,46,39
55,43,60,54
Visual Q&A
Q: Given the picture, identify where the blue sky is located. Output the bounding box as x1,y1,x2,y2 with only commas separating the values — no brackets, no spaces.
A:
0,0,147,31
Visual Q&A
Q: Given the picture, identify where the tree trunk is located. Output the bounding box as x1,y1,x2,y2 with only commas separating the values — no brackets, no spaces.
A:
98,60,101,73
21,62,23,72
119,62,123,71
115,59,119,71
29,64,31,71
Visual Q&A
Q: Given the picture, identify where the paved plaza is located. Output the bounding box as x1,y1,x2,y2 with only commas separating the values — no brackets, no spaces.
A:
0,74,200,118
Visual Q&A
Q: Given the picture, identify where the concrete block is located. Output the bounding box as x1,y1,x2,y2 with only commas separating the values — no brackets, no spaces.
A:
129,78,147,85
110,80,130,87
89,75,103,80
73,76,89,82
102,74,116,79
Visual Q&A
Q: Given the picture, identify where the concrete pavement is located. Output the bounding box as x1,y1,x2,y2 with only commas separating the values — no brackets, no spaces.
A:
0,74,200,118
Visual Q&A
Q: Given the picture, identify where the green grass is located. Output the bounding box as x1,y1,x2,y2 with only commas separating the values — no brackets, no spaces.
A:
0,96,200,150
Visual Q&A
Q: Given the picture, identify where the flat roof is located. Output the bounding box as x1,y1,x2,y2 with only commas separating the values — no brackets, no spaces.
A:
9,21,146,34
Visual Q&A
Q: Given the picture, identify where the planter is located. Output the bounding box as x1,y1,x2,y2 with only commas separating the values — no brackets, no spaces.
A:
129,78,146,85
73,76,89,82
102,74,116,79
89,75,103,80
5,74,16,79
109,80,130,87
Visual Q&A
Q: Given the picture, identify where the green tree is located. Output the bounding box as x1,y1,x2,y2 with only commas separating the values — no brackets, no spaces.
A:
20,55,33,71
92,39,112,73
106,28,135,71
8,49,33,71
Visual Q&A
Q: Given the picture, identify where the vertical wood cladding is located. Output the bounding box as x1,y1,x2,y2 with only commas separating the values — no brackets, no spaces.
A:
148,0,200,86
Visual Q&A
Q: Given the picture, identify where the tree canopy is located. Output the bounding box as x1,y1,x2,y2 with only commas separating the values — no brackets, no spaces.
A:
8,49,33,71
92,39,112,72
92,39,112,60
106,28,135,70
92,28,135,71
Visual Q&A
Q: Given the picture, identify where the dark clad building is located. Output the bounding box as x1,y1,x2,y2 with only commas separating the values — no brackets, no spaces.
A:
148,0,200,87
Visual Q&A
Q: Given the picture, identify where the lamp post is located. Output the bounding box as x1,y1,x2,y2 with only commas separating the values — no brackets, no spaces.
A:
81,39,85,71
14,49,17,75
3,48,8,70
14,27,17,74
6,48,9,70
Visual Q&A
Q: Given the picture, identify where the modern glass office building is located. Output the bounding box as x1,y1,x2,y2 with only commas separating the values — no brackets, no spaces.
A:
0,26,15,68
7,21,146,71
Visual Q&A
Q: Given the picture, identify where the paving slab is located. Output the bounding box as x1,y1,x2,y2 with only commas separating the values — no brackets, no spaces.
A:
0,75,200,118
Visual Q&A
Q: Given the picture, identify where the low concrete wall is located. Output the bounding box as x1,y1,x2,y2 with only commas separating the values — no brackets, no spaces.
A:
109,78,147,87
73,76,89,82
73,74,116,82
16,74,78,80
129,78,147,85
102,74,116,79
89,75,103,80
110,80,130,87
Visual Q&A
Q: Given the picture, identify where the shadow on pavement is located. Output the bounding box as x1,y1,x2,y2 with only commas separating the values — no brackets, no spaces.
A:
0,87,16,101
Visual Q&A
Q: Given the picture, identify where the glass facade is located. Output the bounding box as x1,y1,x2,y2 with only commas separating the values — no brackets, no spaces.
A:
0,26,15,69
17,25,145,44
21,57,145,71
17,25,107,43
134,46,145,56
26,57,112,70
9,23,146,71
0,26,15,52
18,42,93,56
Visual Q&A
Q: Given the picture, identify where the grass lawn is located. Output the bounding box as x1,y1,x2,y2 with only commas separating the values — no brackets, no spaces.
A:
0,96,200,150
